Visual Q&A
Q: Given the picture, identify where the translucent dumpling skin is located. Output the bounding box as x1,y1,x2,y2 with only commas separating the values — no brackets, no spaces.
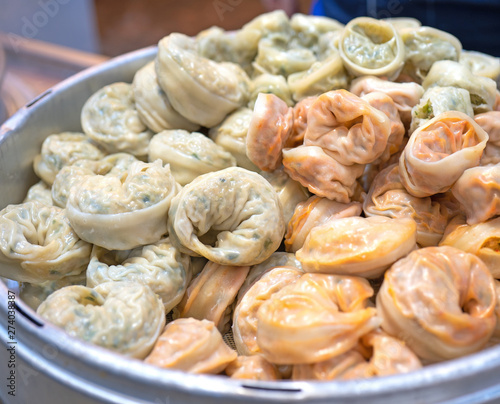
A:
399,111,488,197
156,33,250,127
296,216,417,279
38,281,165,359
167,167,285,266
377,246,496,362
256,273,380,364
67,160,178,250
0,201,91,283
145,318,237,374
304,89,391,165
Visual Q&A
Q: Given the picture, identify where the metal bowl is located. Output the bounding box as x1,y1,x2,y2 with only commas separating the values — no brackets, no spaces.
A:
1,46,500,404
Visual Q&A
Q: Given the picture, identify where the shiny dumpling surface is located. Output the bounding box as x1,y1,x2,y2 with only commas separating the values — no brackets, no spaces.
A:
0,201,91,283
156,33,250,127
167,167,285,266
145,318,237,374
37,281,165,359
377,246,496,362
81,82,152,157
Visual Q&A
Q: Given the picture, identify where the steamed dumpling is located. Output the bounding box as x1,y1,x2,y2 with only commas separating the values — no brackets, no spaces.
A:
156,33,250,127
167,167,285,266
81,82,152,157
148,130,236,185
38,281,165,359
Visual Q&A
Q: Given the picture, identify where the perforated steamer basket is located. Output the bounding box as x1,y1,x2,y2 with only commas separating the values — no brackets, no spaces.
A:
1,46,500,404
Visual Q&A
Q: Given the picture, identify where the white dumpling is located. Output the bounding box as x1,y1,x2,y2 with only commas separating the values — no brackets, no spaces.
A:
51,153,138,208
148,129,236,185
459,50,500,82
81,82,153,157
167,167,285,266
0,201,91,283
156,33,250,127
20,272,86,311
23,181,53,206
287,46,348,102
209,108,259,171
339,17,405,80
254,33,317,77
290,13,344,49
37,281,165,359
132,61,199,133
87,237,191,312
33,132,105,185
422,60,497,114
400,26,462,82
66,160,178,250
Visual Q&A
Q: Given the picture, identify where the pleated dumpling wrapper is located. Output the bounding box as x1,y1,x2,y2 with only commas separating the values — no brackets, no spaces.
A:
145,318,237,374
156,33,250,127
440,215,500,279
292,330,421,381
339,17,405,80
86,238,191,312
256,273,380,364
33,132,104,185
233,266,303,356
81,82,152,158
377,246,496,362
148,129,236,186
37,281,165,359
297,216,417,279
167,167,285,266
173,260,250,333
0,201,91,283
399,111,488,198
67,160,178,250
132,61,199,133
451,164,500,225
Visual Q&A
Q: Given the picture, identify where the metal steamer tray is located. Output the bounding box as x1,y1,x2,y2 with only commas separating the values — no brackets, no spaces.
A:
1,46,500,404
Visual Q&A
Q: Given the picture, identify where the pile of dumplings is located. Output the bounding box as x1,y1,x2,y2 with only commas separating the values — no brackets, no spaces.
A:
2,10,500,383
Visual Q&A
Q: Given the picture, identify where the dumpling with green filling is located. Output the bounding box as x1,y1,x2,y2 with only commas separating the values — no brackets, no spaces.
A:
132,61,199,133
167,167,285,266
156,33,250,127
400,26,462,82
0,201,91,283
37,281,165,359
33,132,105,185
209,108,259,172
339,17,405,80
81,82,152,157
410,86,474,134
422,60,497,114
67,160,178,250
148,130,236,186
